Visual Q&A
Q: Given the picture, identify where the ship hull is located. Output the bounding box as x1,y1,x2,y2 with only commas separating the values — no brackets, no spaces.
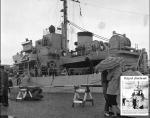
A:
29,74,102,93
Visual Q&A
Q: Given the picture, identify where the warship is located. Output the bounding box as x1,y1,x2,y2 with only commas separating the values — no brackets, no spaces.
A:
12,0,148,91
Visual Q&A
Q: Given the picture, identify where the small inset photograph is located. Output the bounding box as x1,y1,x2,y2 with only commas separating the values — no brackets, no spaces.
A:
120,76,149,116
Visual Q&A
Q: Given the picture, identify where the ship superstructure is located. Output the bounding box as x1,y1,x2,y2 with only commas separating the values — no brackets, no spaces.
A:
12,0,149,76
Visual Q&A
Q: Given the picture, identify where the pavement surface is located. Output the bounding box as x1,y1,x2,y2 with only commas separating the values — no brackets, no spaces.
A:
1,92,149,118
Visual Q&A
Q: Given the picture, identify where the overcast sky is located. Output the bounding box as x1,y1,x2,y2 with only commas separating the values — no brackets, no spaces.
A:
1,0,149,65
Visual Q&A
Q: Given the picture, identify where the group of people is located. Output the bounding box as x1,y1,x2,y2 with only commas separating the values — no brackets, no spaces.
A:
100,62,143,117
101,65,122,117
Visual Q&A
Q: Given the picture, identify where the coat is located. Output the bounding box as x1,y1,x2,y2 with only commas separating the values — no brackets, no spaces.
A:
101,70,108,94
106,66,122,95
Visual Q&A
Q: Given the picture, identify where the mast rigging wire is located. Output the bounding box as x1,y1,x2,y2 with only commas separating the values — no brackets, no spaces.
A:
68,20,109,41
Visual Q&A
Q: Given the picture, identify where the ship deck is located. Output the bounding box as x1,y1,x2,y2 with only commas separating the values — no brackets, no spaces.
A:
1,92,149,118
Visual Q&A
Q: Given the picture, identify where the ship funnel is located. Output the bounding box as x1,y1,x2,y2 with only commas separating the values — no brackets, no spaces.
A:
77,32,93,46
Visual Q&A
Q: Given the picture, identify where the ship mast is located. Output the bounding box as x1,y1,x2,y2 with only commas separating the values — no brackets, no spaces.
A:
61,0,68,50
61,0,80,51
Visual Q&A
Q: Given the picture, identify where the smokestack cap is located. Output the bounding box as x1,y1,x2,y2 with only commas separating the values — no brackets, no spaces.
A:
77,32,93,36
